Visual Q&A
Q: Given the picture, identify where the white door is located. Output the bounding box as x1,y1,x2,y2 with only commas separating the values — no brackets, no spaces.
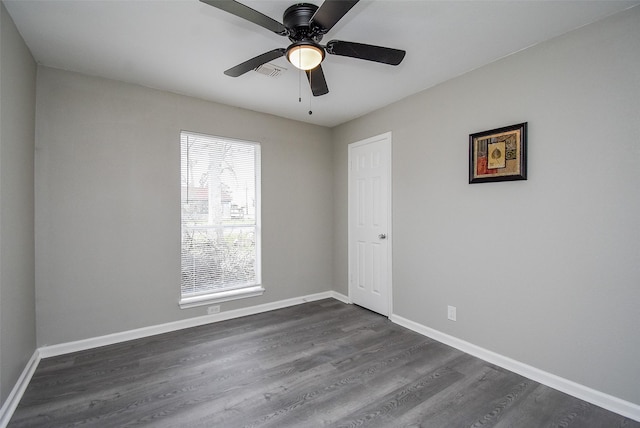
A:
348,132,392,316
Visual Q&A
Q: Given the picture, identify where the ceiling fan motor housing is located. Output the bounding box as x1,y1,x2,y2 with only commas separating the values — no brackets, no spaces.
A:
283,3,323,43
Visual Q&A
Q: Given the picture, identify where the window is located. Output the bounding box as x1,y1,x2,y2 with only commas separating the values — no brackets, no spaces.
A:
180,131,262,308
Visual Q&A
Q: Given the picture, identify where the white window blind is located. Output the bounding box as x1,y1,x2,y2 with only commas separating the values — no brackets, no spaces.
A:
180,131,262,307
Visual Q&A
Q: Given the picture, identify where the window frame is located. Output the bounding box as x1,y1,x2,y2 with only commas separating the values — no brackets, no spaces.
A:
179,130,263,309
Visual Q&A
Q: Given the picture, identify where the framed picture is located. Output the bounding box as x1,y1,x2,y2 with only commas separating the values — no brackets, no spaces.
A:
469,122,527,184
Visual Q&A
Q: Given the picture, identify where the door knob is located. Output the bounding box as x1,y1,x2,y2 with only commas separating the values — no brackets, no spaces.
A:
378,233,387,239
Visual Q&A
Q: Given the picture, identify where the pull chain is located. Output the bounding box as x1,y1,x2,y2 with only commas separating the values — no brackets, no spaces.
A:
298,67,302,103
308,70,312,115
297,64,312,115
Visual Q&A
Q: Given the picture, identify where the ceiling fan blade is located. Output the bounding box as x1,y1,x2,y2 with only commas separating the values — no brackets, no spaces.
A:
224,49,286,77
310,0,359,33
306,66,329,97
200,0,288,35
326,40,406,66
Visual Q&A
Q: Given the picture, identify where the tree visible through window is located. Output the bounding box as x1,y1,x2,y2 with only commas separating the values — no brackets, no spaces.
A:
180,131,262,307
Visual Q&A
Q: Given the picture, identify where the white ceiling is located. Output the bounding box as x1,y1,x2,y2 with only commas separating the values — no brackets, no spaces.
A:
5,0,639,127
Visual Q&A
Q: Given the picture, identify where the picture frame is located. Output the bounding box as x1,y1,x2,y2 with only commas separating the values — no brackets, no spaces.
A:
469,122,527,184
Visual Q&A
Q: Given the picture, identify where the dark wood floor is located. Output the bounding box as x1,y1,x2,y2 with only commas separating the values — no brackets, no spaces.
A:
9,299,639,427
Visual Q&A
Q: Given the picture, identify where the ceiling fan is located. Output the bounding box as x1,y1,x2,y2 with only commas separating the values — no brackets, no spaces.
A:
200,0,406,96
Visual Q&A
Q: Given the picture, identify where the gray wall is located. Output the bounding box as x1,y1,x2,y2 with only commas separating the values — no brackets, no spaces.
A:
333,7,640,404
35,67,333,346
0,2,37,404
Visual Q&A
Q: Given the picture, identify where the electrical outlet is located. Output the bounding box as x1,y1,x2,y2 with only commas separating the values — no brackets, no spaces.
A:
447,305,457,321
207,305,220,315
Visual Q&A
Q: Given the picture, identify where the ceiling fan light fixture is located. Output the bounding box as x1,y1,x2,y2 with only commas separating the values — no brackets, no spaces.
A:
287,42,324,70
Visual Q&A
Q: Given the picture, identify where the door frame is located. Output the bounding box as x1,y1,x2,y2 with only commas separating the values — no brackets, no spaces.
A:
347,131,393,316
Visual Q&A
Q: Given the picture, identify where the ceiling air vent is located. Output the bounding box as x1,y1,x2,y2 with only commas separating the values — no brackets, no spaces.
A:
254,63,287,78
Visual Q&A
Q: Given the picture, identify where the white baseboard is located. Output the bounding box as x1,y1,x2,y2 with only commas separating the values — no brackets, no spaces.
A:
328,290,350,304
389,313,640,422
39,290,348,358
0,350,41,428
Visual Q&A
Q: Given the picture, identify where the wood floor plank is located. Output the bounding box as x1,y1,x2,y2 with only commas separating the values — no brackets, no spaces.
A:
8,300,639,428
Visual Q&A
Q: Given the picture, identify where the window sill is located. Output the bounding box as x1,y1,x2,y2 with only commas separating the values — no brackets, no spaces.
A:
179,285,265,309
